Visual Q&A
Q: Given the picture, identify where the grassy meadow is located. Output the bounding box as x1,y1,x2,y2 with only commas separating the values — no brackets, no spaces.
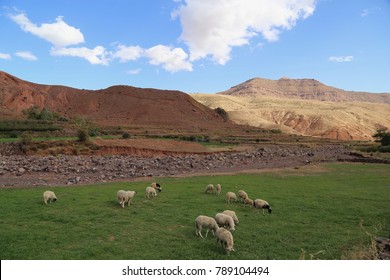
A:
0,163,389,260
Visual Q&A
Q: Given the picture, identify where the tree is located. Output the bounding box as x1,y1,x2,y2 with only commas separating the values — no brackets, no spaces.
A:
373,130,390,146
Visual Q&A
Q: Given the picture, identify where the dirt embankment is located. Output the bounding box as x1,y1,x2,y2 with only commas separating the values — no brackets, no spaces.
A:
0,142,383,188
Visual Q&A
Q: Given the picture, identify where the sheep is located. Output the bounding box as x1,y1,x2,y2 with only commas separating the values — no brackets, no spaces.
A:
205,184,214,194
244,197,254,208
215,213,235,231
226,192,237,204
222,210,239,225
215,227,234,254
215,184,222,195
145,186,157,199
117,190,137,208
253,199,272,214
237,190,248,202
151,182,162,192
43,191,57,205
195,215,219,238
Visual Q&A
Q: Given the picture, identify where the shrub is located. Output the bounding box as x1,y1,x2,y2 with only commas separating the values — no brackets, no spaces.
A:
77,129,90,143
373,130,390,146
122,133,130,139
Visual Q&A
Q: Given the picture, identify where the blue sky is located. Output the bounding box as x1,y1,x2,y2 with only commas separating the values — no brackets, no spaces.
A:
1,0,389,93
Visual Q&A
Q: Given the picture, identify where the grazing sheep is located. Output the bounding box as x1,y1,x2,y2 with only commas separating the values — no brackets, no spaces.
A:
215,184,222,195
244,197,254,208
222,210,239,225
215,227,234,254
145,186,157,198
117,190,137,208
205,184,214,194
237,190,248,202
151,182,162,192
43,191,57,205
226,192,237,204
195,215,219,238
215,213,235,231
253,199,272,214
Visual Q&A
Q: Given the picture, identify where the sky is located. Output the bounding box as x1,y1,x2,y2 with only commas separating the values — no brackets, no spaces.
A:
0,0,389,93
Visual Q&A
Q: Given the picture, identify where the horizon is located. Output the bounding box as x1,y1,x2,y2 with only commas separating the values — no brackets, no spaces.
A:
1,0,389,94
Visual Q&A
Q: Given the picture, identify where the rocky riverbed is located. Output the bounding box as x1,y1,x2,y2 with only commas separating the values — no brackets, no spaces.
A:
0,142,377,188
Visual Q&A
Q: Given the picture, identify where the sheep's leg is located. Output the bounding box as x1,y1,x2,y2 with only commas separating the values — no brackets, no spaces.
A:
205,229,209,237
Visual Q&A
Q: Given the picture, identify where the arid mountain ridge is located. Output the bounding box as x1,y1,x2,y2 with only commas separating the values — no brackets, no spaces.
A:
192,77,390,141
0,71,232,132
221,77,390,103
1,71,389,141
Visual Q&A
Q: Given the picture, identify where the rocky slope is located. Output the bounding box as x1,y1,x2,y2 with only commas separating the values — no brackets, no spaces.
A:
222,77,390,103
193,78,390,140
0,71,231,131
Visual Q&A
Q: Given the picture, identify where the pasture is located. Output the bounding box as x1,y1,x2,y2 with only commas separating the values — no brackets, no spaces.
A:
0,163,389,260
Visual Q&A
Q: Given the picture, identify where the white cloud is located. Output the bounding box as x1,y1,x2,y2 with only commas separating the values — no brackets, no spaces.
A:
9,12,84,47
329,56,354,63
173,0,317,64
0,52,11,60
50,46,109,65
112,44,144,62
126,68,141,75
360,9,369,17
145,45,192,72
14,51,38,61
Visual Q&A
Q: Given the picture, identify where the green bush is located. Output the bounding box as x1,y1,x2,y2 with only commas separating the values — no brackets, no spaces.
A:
77,129,90,143
373,130,390,146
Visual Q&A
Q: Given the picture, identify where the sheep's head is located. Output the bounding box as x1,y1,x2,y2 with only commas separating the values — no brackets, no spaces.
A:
268,207,272,214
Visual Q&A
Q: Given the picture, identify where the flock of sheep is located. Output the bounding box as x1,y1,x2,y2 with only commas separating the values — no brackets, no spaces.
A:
42,181,271,255
197,183,272,254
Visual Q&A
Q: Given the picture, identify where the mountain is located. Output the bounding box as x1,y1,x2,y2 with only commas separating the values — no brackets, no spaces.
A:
0,71,231,131
192,78,390,140
221,77,390,103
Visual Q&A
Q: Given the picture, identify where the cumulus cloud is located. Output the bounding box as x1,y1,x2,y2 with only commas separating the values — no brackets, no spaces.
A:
329,56,354,63
14,51,38,61
0,52,11,60
9,12,84,47
145,45,193,72
173,0,317,64
50,46,109,65
112,44,144,62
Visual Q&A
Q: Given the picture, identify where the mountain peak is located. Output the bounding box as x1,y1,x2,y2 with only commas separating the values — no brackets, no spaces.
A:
220,77,390,103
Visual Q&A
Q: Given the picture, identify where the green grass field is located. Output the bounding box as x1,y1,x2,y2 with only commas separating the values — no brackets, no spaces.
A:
0,163,389,260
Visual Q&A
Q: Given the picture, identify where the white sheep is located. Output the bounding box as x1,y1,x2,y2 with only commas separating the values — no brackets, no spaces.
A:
43,191,57,205
195,215,220,238
215,227,234,254
117,190,137,208
222,210,239,225
145,186,157,198
253,199,272,214
226,192,237,204
205,184,214,194
237,190,248,202
151,182,162,192
215,213,235,231
244,197,254,208
216,184,222,195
